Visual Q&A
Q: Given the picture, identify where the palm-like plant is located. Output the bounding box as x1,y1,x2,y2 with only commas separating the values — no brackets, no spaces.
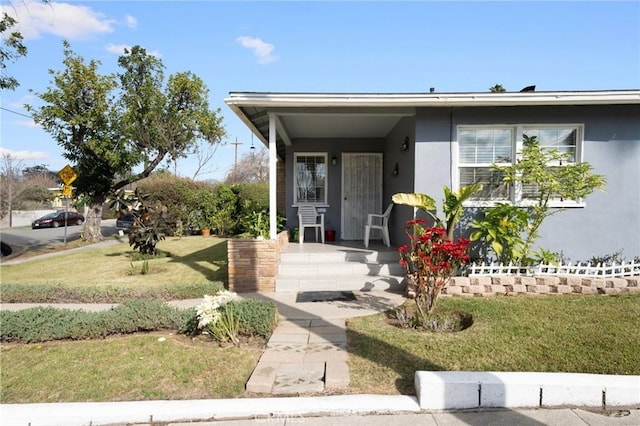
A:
393,183,482,240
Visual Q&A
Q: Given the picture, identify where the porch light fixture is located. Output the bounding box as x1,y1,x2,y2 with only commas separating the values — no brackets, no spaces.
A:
400,136,409,152
392,163,399,176
331,156,337,166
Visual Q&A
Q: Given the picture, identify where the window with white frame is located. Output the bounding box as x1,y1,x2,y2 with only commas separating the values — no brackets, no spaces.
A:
294,153,327,205
457,124,582,204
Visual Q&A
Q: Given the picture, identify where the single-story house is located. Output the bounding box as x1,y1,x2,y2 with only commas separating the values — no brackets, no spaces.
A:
224,89,639,262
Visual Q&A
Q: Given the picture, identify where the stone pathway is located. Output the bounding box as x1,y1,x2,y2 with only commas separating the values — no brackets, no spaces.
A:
246,318,350,395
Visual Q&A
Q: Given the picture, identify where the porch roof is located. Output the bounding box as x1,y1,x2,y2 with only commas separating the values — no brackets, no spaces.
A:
224,89,640,154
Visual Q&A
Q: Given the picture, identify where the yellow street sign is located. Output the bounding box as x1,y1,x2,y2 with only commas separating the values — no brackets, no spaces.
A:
61,184,73,197
58,164,78,185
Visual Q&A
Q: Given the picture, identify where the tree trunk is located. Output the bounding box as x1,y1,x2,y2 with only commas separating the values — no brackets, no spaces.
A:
82,203,104,243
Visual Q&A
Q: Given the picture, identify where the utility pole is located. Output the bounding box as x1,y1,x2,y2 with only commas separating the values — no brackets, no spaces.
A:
231,137,242,182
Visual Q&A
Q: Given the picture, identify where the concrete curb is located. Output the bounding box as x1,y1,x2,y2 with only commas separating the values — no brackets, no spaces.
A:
415,371,640,410
0,394,420,426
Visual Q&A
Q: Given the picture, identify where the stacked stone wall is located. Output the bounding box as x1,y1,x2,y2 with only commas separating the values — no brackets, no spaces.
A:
228,231,289,293
444,275,640,297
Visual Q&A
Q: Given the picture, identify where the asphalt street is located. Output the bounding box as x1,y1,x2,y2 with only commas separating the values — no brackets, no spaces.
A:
0,218,119,259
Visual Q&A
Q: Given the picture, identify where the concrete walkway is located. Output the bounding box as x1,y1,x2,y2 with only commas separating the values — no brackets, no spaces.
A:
245,290,405,395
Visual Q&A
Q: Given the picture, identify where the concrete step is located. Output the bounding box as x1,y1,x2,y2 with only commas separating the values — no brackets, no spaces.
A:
277,245,404,292
276,275,404,292
278,262,404,277
280,250,400,264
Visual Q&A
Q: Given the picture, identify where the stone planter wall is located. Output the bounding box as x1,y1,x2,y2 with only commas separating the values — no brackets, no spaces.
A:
443,275,640,297
227,231,289,293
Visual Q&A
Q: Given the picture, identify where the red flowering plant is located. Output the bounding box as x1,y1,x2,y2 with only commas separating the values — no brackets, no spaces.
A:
398,218,471,318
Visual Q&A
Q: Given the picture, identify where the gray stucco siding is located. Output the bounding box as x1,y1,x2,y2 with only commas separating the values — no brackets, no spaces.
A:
407,104,640,261
384,116,416,245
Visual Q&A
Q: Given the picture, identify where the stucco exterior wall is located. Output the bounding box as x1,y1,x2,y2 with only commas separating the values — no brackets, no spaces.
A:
384,116,415,245
411,104,640,261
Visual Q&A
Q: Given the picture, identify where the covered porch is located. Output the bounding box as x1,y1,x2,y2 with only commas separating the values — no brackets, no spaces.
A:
224,92,418,249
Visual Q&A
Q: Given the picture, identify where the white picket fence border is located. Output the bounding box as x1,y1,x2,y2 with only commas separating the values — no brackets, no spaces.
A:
468,260,640,278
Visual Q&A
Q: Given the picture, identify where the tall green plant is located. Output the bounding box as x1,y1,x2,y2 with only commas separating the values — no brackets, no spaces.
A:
393,184,482,240
493,135,606,261
469,203,529,264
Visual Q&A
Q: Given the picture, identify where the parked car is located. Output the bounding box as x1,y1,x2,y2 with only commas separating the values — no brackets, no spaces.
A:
1,241,11,257
31,211,85,229
116,213,136,230
116,211,148,231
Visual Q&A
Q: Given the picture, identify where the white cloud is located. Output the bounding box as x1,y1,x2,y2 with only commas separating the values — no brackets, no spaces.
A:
105,43,131,55
4,0,115,40
0,147,48,161
104,43,161,58
125,14,137,30
236,36,278,64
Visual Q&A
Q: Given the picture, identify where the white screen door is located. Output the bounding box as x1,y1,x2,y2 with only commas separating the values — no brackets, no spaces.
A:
341,153,383,240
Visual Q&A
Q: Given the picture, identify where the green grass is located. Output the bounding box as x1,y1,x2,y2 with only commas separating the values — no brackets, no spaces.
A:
0,236,228,302
2,240,639,402
347,294,640,395
1,333,262,403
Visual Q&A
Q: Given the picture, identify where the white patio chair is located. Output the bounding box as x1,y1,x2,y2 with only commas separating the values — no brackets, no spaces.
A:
364,203,393,248
297,204,325,244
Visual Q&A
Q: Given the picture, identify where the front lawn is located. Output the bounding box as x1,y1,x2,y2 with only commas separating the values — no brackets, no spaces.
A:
1,239,638,402
347,294,640,394
0,236,228,302
1,333,262,403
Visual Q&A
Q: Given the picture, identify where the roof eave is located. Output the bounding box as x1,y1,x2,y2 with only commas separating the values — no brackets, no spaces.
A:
224,90,640,108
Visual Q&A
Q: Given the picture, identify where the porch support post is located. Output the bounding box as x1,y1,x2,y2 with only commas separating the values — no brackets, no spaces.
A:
268,113,278,240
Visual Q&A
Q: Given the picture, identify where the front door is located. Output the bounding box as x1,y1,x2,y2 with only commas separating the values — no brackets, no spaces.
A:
341,153,383,240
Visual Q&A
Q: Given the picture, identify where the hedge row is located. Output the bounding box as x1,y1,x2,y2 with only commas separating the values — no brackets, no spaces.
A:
1,298,277,343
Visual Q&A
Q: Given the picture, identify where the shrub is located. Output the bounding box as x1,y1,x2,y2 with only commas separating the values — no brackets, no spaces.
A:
3,300,200,343
0,297,276,344
234,182,269,211
0,282,224,303
234,297,278,339
194,292,277,344
469,202,530,264
209,184,239,236
137,172,212,232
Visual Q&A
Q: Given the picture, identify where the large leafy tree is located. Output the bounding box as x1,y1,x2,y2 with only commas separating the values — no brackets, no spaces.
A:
0,12,28,91
27,42,225,241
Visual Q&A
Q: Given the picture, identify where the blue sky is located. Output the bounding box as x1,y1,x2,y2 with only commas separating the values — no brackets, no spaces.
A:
2,0,639,181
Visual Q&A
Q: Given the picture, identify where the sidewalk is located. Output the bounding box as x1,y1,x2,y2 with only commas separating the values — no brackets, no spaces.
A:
1,395,638,426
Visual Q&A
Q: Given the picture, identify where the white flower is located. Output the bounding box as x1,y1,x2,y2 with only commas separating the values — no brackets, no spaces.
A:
195,291,238,330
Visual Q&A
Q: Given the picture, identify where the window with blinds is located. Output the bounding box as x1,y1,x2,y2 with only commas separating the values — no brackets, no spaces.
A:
457,125,582,204
458,127,513,200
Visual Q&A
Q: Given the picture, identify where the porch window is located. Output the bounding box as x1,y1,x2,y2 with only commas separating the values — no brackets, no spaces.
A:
294,153,327,205
456,124,583,206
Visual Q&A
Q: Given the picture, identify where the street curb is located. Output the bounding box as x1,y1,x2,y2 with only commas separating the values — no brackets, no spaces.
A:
415,371,640,410
0,394,421,426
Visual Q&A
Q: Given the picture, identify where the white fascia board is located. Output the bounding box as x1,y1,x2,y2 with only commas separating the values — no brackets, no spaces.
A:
224,90,640,108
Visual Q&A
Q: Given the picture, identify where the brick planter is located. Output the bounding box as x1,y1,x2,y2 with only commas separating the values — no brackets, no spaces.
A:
228,231,289,293
442,275,639,297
